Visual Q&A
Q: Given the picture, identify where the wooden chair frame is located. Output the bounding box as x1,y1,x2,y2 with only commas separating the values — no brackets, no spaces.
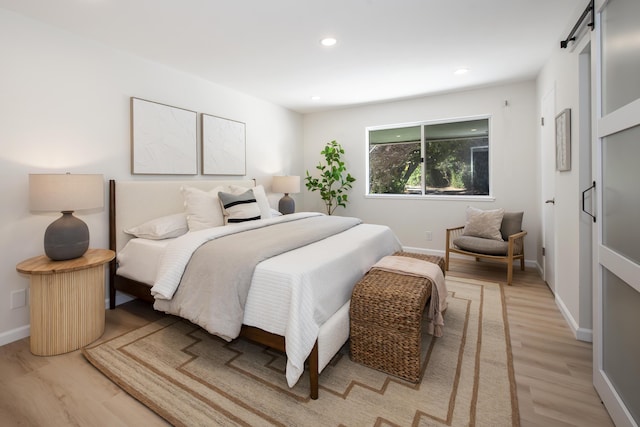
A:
445,226,527,285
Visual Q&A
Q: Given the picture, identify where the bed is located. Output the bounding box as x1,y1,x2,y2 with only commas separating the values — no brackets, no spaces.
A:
108,179,402,399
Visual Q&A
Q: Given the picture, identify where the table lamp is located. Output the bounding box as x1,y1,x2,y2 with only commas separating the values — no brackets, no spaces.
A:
272,175,300,215
29,173,104,261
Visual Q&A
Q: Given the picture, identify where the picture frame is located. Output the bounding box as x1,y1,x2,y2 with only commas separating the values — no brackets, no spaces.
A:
555,108,571,172
131,97,197,175
201,113,246,175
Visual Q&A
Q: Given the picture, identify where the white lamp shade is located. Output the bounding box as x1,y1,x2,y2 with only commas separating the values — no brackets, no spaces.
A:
29,174,104,212
272,175,300,194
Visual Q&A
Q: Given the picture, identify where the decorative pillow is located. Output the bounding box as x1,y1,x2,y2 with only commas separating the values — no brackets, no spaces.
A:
181,185,226,231
218,189,262,223
228,184,271,220
462,207,505,241
124,213,188,240
500,211,524,240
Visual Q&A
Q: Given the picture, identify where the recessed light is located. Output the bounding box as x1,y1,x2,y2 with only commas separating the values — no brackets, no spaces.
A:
454,68,469,75
320,37,337,47
470,128,477,132
311,96,321,101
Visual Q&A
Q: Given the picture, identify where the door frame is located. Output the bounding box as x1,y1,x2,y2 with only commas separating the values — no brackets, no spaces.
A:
541,88,556,293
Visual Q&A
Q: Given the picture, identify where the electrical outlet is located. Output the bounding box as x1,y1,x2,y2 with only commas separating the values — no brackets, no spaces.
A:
10,289,27,309
425,231,433,241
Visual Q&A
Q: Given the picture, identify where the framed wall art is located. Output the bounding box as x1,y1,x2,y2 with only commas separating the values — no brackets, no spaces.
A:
131,97,197,175
555,108,571,172
201,113,246,175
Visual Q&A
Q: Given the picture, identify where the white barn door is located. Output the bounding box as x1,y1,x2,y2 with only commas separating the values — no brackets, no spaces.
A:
593,0,640,425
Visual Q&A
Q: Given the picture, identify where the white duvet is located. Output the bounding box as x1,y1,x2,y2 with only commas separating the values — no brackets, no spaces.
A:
150,212,402,387
151,212,324,299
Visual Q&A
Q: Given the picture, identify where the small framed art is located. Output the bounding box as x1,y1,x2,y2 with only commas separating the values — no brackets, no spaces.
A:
131,97,197,175
555,108,571,172
201,113,246,175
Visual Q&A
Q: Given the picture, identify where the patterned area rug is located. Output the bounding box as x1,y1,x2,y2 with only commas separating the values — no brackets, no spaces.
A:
83,277,519,426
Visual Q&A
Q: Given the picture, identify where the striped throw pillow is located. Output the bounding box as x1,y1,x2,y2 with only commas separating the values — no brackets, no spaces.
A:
218,189,261,223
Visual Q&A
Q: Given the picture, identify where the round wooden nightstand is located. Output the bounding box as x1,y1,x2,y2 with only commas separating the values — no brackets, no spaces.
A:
16,249,115,356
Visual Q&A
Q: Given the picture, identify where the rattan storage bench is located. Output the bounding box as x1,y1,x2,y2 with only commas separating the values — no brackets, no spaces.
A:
349,252,445,382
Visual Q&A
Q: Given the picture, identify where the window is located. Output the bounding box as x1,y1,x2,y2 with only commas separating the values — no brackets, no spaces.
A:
367,117,490,196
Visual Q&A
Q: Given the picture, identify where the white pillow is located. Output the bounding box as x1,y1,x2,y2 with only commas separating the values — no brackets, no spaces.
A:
462,207,505,241
228,184,271,220
181,185,226,231
124,213,188,240
182,184,266,231
218,189,261,223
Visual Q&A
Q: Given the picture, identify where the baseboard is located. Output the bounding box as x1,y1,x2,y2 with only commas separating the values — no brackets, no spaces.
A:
576,327,593,342
0,325,30,347
555,293,593,342
1,294,135,348
401,246,444,256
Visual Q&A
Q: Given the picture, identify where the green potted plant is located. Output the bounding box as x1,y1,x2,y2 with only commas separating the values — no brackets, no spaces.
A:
305,140,356,215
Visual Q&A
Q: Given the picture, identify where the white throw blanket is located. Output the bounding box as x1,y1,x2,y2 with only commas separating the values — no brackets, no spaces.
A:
371,255,448,337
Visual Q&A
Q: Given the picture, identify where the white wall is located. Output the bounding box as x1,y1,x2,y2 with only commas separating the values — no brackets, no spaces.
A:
303,82,540,263
536,33,593,340
0,10,303,344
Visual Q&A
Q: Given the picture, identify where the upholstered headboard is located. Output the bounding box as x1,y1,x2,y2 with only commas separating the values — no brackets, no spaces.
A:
109,179,255,253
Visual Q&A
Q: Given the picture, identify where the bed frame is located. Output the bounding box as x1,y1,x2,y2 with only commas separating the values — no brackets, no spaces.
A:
107,179,321,399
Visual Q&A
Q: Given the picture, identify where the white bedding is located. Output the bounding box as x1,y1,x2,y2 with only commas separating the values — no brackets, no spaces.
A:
116,212,402,387
244,222,401,386
116,238,169,285
152,212,325,300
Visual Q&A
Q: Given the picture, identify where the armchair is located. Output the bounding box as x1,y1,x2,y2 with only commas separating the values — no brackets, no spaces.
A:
445,210,526,285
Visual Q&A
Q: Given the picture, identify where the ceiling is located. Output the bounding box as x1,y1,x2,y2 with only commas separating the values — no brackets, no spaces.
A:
0,0,584,114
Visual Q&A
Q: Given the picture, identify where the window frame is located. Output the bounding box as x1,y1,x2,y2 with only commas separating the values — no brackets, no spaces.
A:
365,115,494,201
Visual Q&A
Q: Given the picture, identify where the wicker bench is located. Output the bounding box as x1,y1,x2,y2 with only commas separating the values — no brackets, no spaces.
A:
349,252,445,382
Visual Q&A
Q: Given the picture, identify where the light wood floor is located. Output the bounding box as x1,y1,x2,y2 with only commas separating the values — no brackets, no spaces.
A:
0,259,614,426
449,259,614,427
